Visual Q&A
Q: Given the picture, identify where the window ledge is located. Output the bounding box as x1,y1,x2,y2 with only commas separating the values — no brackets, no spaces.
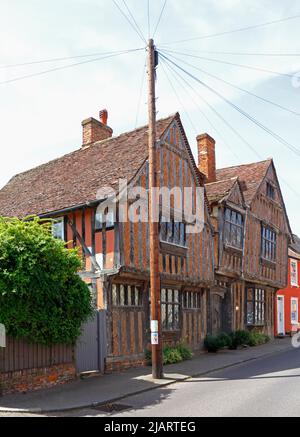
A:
260,257,276,268
224,243,243,254
160,241,188,257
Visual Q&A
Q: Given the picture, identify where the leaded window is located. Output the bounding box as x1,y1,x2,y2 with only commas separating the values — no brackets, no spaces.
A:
160,216,186,247
112,284,143,307
261,225,276,261
182,291,201,309
161,288,180,331
224,208,243,249
246,288,265,326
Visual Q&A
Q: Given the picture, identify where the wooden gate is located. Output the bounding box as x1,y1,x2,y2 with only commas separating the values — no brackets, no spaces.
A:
75,310,107,374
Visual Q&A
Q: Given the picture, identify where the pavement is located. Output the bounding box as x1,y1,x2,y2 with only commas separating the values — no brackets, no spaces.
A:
0,337,293,414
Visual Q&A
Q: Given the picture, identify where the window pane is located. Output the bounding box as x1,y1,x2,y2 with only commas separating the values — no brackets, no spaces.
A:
168,289,173,303
161,304,167,329
174,305,179,329
135,287,139,306
127,286,132,306
247,302,254,325
52,218,64,240
161,289,166,302
120,285,125,306
174,289,179,303
112,284,117,306
167,305,173,330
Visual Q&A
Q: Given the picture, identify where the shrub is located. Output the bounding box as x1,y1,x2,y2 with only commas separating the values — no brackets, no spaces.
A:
218,332,232,349
204,335,223,353
176,343,193,360
249,331,270,346
163,346,183,364
0,217,93,345
229,330,251,349
145,343,193,365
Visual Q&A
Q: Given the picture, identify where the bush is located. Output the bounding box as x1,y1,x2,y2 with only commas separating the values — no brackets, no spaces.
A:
0,217,93,345
249,331,270,346
176,343,193,360
218,332,232,349
229,330,251,349
204,335,224,353
145,343,193,365
163,346,183,364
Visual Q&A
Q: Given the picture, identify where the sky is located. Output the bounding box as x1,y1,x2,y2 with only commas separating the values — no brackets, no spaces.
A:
0,0,300,234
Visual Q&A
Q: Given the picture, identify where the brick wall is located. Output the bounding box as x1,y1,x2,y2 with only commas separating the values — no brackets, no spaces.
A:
0,363,76,395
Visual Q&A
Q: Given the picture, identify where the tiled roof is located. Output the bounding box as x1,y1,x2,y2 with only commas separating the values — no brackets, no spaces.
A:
0,115,176,218
216,159,272,204
205,177,238,203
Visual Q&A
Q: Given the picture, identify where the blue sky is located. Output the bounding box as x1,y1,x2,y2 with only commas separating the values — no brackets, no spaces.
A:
0,0,300,234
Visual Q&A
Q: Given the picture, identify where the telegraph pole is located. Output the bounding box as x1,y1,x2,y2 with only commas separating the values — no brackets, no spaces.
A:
147,39,163,379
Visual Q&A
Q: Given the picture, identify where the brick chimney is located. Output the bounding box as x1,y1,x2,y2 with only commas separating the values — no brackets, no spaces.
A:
197,133,216,183
82,109,113,147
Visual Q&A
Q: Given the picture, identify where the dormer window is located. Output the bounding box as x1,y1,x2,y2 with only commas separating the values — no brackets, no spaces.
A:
266,182,275,200
224,208,244,250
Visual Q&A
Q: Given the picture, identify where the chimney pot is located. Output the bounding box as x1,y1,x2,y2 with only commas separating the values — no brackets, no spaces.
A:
197,133,216,183
99,109,108,125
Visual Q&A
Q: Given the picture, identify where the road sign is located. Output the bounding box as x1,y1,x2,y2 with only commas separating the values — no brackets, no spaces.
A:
0,324,6,348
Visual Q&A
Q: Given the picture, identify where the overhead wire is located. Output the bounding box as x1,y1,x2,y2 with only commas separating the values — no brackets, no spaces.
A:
152,0,168,38
160,55,300,198
160,56,240,161
159,48,296,78
159,52,300,158
0,48,144,70
121,0,147,43
159,49,300,117
160,12,300,45
160,58,198,134
0,48,144,85
112,0,147,44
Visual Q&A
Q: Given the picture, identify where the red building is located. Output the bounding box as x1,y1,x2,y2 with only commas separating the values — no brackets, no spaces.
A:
276,235,300,336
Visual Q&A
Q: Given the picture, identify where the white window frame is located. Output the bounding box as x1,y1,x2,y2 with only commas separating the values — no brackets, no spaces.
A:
52,217,65,241
291,297,299,325
290,259,298,287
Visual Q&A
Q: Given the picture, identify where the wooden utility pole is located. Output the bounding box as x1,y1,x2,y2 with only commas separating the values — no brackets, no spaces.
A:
147,38,163,379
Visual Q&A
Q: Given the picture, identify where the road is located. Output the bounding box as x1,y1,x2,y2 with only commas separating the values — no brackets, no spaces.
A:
1,347,300,417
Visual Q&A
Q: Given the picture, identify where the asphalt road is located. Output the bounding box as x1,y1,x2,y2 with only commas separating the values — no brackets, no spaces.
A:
1,346,300,417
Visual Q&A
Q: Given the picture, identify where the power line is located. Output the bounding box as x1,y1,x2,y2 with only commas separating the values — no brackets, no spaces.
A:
159,48,295,78
0,48,143,85
160,49,300,117
159,52,300,158
112,0,146,44
135,58,147,128
0,48,144,70
161,57,240,161
160,12,300,45
160,58,198,134
121,0,147,43
161,57,300,198
152,0,168,38
160,47,300,57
